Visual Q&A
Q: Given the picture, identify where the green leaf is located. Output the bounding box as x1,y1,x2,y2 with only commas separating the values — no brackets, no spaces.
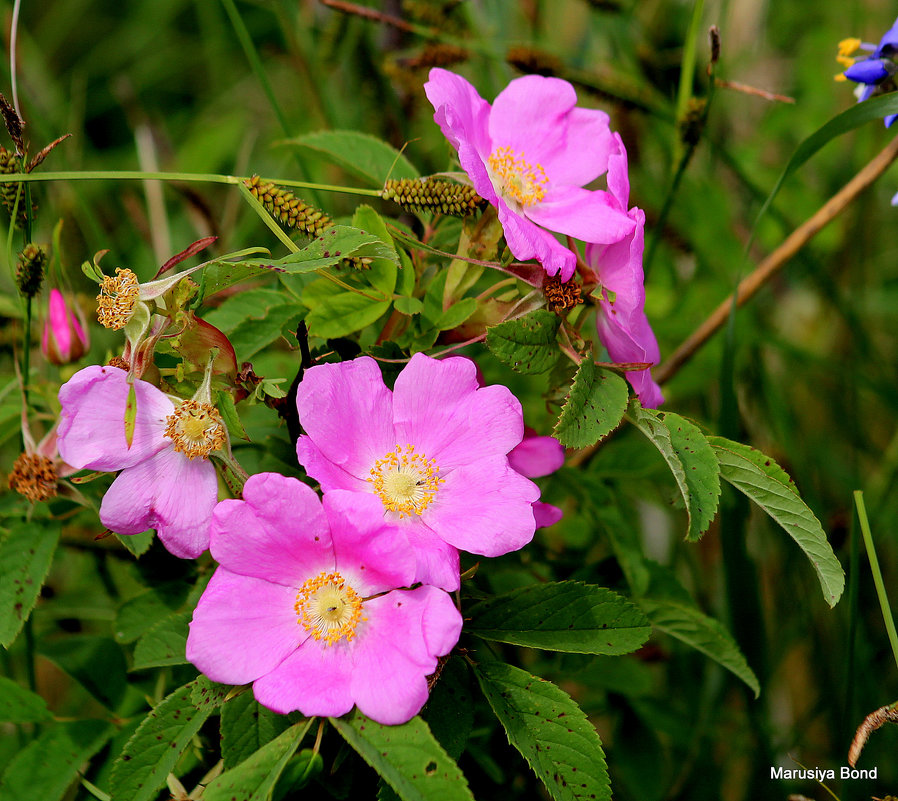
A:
204,722,308,801
0,720,112,801
421,658,474,761
352,205,399,295
486,310,560,374
109,680,216,801
628,403,721,541
638,596,760,697
0,520,60,648
39,635,128,710
131,610,191,669
203,289,300,361
115,530,154,557
708,436,845,607
197,256,279,300
124,382,137,448
553,360,629,448
221,690,290,770
116,583,191,644
0,676,53,722
468,582,651,655
287,130,419,187
304,291,391,339
330,710,474,801
434,297,478,331
394,296,423,316
475,661,610,801
190,676,233,712
217,390,250,441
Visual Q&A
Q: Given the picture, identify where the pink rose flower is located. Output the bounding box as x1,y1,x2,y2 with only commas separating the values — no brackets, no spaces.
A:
508,428,565,528
186,474,462,725
56,365,225,558
424,68,635,281
584,134,664,409
41,289,90,365
296,353,539,591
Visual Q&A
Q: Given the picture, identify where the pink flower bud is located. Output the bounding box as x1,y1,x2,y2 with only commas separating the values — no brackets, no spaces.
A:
41,289,89,365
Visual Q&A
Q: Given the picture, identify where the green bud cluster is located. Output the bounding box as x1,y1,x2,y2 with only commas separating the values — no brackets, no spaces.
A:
16,243,47,298
382,178,485,217
0,146,33,228
244,175,333,237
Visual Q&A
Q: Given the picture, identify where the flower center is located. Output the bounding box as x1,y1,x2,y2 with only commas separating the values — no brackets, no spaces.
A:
96,268,140,330
8,453,57,503
295,572,365,646
163,400,226,459
487,146,548,208
368,444,442,517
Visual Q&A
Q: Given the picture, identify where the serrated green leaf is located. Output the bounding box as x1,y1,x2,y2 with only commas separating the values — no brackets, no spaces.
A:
394,296,423,316
204,721,309,801
131,609,191,669
434,297,478,331
553,360,628,448
468,582,650,655
421,658,474,761
331,710,474,801
353,205,398,295
190,676,233,712
221,690,290,770
115,582,191,643
115,530,154,557
287,130,419,187
304,291,391,339
475,661,610,801
109,680,215,801
0,676,53,722
638,597,760,697
0,520,60,648
628,403,721,541
197,259,279,300
39,635,128,710
217,390,250,441
0,719,112,801
486,310,560,374
708,436,845,607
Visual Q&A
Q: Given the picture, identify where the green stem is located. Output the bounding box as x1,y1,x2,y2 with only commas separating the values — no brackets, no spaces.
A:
854,490,898,671
673,0,705,168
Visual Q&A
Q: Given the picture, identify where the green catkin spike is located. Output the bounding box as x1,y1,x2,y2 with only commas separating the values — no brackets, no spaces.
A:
0,146,34,228
15,243,47,298
382,178,485,217
403,43,469,71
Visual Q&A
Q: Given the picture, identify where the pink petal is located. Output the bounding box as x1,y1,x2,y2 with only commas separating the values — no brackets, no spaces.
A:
391,354,524,471
401,521,462,591
295,357,395,480
605,132,630,208
423,68,497,203
295,436,369,493
533,501,564,528
495,201,577,280
423,457,538,556
211,473,335,586
585,210,646,321
99,447,217,558
186,568,303,685
526,185,635,244
57,365,172,471
252,639,355,718
323,490,416,595
350,587,462,725
507,435,565,478
596,300,664,409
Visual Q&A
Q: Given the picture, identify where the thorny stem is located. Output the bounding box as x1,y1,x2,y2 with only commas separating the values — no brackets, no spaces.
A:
654,134,898,386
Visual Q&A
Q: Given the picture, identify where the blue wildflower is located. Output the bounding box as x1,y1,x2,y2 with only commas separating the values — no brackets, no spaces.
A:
838,18,898,127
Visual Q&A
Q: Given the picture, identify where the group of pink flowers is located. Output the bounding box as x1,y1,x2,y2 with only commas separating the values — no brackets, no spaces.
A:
56,353,563,724
425,68,663,408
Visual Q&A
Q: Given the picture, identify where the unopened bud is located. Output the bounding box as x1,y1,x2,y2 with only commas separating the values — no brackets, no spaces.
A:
41,289,90,365
15,243,48,298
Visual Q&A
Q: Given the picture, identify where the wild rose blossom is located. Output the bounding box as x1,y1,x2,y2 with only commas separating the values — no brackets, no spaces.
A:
42,289,89,365
295,353,539,591
508,428,565,528
839,19,898,127
424,68,634,282
584,134,663,409
56,364,225,558
186,474,462,725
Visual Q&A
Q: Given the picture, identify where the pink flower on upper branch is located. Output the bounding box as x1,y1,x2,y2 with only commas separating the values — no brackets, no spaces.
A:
508,428,565,528
42,290,89,365
424,68,635,282
56,364,226,558
187,474,462,725
295,353,539,592
584,134,664,409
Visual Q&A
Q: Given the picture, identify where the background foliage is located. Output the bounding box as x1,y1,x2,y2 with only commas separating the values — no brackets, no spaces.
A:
2,1,898,800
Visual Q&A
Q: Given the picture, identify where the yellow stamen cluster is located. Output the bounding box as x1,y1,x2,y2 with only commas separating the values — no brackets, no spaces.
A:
368,444,443,517
487,146,548,207
295,572,365,646
163,400,226,459
8,453,57,503
835,37,863,81
96,268,140,330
